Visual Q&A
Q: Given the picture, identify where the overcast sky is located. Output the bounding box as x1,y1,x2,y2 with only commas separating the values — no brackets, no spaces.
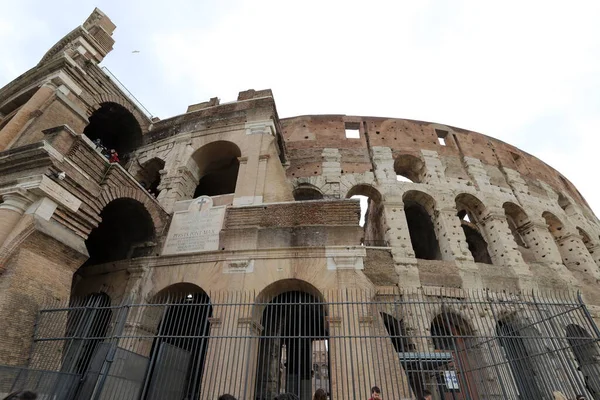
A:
1,0,599,215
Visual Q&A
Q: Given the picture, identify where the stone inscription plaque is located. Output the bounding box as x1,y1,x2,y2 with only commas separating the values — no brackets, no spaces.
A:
162,196,226,255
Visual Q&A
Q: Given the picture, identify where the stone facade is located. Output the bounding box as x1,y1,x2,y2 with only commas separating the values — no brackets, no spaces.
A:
1,8,600,399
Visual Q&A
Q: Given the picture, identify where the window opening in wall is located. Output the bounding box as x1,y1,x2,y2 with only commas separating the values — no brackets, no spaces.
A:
345,122,360,139
191,141,241,198
435,129,448,146
351,195,369,227
403,191,442,260
394,154,425,183
510,151,521,163
294,185,323,201
347,185,386,246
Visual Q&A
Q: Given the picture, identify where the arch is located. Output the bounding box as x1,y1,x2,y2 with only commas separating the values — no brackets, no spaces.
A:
577,227,598,261
143,283,212,400
497,315,545,399
254,280,329,399
84,198,155,266
558,192,573,212
63,293,112,382
456,194,492,264
430,311,480,399
394,154,425,183
346,184,385,244
191,140,242,198
403,190,441,260
503,202,537,262
565,324,600,398
135,157,165,197
543,211,567,240
84,102,143,165
293,184,324,201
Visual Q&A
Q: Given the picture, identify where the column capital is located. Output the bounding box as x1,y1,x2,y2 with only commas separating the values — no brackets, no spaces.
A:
0,188,38,213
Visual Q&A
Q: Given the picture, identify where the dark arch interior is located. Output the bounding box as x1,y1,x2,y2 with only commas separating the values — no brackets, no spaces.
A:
63,293,112,383
347,185,385,245
255,290,329,400
85,198,155,266
497,319,544,399
137,158,165,197
294,186,323,201
84,102,142,164
461,223,492,264
192,141,241,198
144,287,212,400
394,154,424,183
405,203,441,260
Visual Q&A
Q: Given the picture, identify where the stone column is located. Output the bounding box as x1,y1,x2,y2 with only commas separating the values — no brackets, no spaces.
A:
556,233,600,280
0,83,56,151
480,209,535,289
382,201,420,287
586,243,600,268
435,208,473,262
0,189,37,248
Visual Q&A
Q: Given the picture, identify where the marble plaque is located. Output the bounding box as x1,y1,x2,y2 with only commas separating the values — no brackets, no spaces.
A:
162,196,226,255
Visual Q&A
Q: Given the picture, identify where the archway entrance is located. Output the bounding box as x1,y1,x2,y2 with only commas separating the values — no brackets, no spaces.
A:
142,283,212,400
430,312,480,400
566,324,600,399
347,184,386,246
496,317,544,399
455,194,492,264
84,198,155,266
84,102,142,165
254,288,329,400
403,191,441,260
191,141,241,198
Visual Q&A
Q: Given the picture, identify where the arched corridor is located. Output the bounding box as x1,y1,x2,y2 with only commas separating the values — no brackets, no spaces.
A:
191,141,241,198
403,190,441,260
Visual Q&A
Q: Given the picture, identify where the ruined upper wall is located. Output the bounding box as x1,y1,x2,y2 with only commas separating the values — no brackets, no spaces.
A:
281,115,594,216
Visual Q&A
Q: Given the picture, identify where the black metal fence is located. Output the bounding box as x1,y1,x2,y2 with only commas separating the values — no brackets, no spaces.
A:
2,288,600,400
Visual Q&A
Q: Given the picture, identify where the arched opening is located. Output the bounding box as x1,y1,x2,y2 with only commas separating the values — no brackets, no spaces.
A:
254,281,329,400
403,190,441,260
578,227,598,264
62,293,112,396
380,312,424,398
503,202,537,262
558,193,572,212
565,324,600,398
543,211,566,241
455,194,492,264
191,141,241,198
394,154,425,183
430,312,480,400
135,157,165,197
142,283,212,400
84,198,155,266
293,184,324,201
347,184,386,246
496,317,544,399
84,102,142,165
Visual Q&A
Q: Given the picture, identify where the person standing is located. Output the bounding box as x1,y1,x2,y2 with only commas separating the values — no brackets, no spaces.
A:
109,149,119,163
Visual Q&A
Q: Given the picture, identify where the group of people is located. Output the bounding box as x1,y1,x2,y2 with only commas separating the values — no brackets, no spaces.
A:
93,138,120,163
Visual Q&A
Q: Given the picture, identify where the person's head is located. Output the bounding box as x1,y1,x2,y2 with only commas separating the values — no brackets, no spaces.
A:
576,395,586,400
110,149,116,154
217,395,237,400
422,389,432,400
371,386,381,399
313,388,327,400
3,391,37,400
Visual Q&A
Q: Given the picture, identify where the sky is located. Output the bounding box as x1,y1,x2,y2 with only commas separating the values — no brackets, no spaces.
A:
1,0,599,215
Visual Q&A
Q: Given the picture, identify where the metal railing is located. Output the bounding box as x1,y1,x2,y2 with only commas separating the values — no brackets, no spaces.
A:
101,67,153,119
4,289,600,400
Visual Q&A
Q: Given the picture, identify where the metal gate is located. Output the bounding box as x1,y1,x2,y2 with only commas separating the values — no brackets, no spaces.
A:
2,288,600,400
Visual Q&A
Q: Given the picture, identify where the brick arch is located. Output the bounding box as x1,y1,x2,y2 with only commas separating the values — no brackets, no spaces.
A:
97,186,167,236
88,93,149,133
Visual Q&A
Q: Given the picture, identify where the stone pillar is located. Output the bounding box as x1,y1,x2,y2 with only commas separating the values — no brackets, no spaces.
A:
157,166,197,212
371,146,396,183
586,243,600,268
480,209,535,289
382,201,420,287
0,83,56,151
326,291,413,400
435,208,473,262
556,233,600,280
0,190,37,248
421,150,446,184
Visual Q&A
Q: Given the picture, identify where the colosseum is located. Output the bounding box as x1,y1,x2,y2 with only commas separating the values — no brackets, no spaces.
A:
0,8,599,400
